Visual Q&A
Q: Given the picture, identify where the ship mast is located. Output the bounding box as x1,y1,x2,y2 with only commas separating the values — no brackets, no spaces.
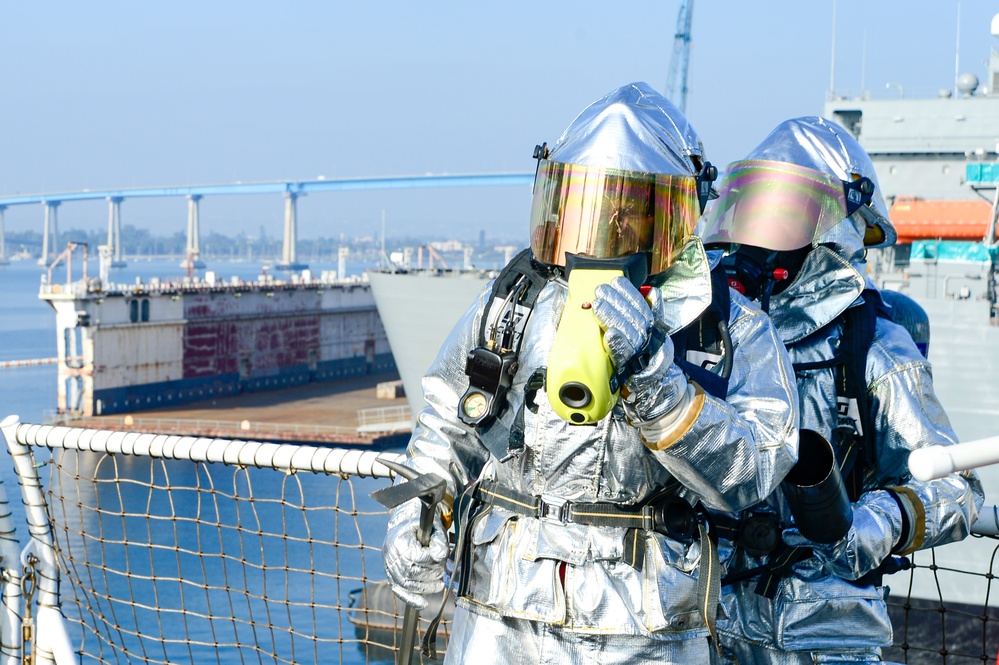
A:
828,0,837,100
665,0,694,112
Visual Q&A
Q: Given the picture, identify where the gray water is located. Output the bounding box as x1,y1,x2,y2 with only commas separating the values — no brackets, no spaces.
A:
0,257,402,664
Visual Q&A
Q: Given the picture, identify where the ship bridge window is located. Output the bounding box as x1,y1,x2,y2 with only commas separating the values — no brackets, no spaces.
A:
830,110,862,138
129,298,151,323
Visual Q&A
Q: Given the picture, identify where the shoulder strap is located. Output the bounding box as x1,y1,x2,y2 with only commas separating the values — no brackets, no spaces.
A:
476,248,551,348
671,263,733,400
711,259,732,318
461,249,555,458
833,291,881,500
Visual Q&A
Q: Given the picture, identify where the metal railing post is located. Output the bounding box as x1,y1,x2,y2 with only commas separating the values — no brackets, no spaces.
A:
2,419,75,665
0,417,23,665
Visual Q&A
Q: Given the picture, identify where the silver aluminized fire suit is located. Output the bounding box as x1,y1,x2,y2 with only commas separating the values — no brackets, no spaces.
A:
394,238,799,664
710,199,984,662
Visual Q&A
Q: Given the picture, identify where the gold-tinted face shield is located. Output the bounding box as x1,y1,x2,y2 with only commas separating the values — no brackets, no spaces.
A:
529,160,700,274
699,160,859,251
700,160,886,251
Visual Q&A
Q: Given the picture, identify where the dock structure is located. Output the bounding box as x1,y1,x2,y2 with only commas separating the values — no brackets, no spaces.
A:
40,244,396,419
58,371,413,447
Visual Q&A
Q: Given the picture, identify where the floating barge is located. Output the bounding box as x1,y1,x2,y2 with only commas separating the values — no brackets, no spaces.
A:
40,246,395,418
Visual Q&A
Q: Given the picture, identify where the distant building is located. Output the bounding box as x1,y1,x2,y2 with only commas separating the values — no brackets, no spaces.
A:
429,239,464,252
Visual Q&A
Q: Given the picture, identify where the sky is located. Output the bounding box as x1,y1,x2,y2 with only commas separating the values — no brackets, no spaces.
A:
1,1,997,244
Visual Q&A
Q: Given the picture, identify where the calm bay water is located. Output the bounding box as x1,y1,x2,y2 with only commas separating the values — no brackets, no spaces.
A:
0,256,400,664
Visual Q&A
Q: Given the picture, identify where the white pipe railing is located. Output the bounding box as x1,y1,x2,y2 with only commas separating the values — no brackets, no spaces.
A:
973,503,999,537
1,416,410,664
908,436,999,481
11,422,405,478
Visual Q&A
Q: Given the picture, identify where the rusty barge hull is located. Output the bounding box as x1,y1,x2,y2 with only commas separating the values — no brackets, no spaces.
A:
41,273,395,416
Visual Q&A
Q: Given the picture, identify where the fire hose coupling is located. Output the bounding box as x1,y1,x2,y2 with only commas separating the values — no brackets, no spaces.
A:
780,429,854,544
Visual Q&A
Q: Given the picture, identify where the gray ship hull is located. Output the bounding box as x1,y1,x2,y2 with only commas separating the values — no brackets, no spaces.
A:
366,269,490,420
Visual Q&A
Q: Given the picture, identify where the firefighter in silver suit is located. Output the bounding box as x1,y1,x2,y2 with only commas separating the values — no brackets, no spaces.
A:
699,116,984,664
380,82,799,664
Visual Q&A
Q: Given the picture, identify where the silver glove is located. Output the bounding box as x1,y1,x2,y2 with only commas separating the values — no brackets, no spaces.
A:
382,497,449,609
593,276,655,366
782,489,903,580
592,277,686,424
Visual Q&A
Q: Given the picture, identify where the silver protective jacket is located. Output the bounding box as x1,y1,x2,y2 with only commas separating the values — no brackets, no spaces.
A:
718,246,984,655
400,240,798,652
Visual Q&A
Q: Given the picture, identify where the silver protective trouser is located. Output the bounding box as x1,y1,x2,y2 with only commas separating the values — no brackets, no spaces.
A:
399,241,799,661
717,639,886,664
446,607,712,665
716,247,983,661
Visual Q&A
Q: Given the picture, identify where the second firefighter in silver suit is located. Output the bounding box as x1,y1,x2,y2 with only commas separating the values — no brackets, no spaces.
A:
700,116,983,664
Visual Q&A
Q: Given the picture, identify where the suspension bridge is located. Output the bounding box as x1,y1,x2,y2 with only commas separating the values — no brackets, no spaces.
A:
0,172,534,270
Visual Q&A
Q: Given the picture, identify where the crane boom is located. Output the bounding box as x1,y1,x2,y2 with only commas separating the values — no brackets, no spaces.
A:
665,0,694,113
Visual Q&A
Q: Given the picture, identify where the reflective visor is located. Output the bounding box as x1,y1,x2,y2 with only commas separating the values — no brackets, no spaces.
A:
699,160,851,251
529,160,699,274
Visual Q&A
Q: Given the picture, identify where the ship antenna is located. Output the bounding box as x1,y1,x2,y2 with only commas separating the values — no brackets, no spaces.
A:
954,1,962,98
828,0,837,101
861,29,868,95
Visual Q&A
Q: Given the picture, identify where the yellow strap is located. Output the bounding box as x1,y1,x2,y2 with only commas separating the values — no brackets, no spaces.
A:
645,383,706,451
696,522,722,653
887,485,927,554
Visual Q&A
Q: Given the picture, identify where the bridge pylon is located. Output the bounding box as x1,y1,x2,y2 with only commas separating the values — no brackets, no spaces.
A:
38,201,60,266
0,206,8,266
180,194,206,271
106,197,127,268
276,191,307,271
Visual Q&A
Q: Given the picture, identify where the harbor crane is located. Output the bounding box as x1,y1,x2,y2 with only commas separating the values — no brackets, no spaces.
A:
665,0,694,112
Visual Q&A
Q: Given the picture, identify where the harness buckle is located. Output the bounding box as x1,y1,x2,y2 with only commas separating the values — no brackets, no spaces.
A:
538,496,569,522
641,505,656,532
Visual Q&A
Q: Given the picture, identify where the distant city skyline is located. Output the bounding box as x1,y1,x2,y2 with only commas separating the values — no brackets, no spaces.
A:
2,222,525,261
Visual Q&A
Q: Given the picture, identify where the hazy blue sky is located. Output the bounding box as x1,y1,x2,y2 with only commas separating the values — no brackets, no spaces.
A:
1,1,997,243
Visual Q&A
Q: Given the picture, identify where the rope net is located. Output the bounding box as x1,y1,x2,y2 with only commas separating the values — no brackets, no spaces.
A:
8,433,995,664
884,539,999,664
41,447,452,664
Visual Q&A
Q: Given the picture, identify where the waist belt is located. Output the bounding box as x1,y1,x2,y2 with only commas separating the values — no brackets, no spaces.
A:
474,479,697,540
473,478,721,651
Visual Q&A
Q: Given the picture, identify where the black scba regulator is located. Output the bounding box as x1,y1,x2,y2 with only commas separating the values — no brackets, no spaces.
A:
460,346,518,426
